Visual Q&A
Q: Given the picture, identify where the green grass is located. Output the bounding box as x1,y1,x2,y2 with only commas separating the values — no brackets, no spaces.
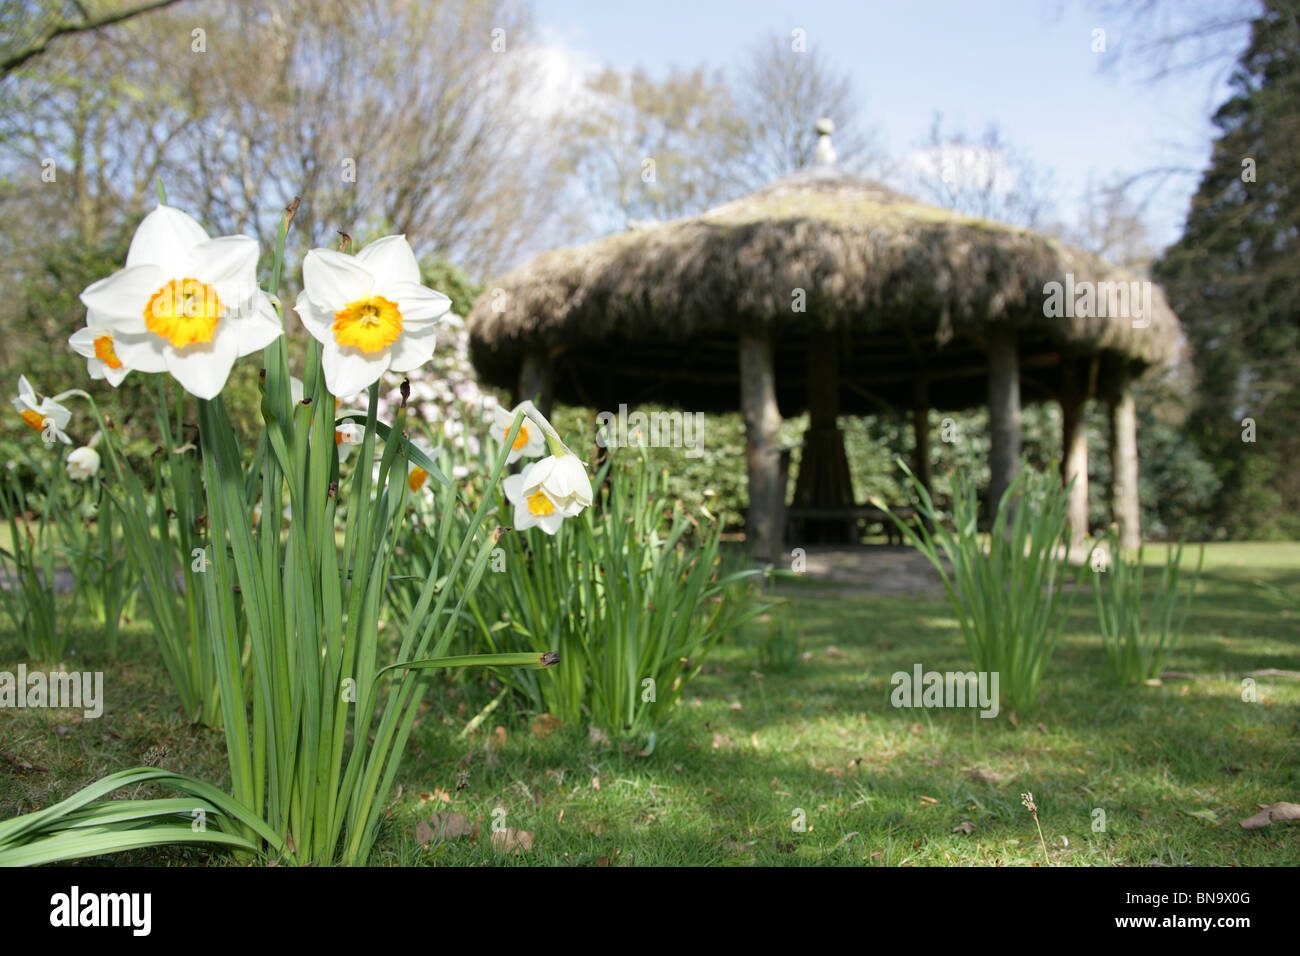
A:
1,541,1297,866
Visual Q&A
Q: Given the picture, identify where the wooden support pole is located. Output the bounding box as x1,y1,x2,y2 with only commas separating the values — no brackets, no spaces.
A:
987,326,1022,516
1108,371,1141,553
1060,360,1090,549
912,377,932,495
740,328,783,563
514,351,554,418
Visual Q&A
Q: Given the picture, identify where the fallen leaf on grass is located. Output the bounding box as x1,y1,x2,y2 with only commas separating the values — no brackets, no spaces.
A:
917,795,938,804
1181,808,1221,825
969,768,1004,785
1240,802,1300,830
953,821,976,834
823,646,848,659
532,714,562,738
491,828,534,854
417,812,475,845
1,753,47,773
588,725,609,746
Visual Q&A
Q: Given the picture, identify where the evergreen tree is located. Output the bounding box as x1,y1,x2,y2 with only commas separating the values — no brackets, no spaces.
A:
1155,0,1300,538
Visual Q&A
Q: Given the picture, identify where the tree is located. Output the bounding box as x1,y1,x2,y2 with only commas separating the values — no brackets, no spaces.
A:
558,65,744,232
901,114,1055,229
728,32,880,187
1154,0,1300,538
0,0,186,74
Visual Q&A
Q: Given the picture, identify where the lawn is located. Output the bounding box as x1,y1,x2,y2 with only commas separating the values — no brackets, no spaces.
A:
2,542,1297,866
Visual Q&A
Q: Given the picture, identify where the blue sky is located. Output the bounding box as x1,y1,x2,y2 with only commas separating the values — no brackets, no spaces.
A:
530,0,1253,250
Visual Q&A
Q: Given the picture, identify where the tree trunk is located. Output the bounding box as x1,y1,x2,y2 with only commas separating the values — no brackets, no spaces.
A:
1108,374,1141,552
1060,360,1090,549
740,329,783,563
987,326,1021,519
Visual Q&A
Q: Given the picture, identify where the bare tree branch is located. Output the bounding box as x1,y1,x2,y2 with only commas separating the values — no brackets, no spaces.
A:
1,0,186,75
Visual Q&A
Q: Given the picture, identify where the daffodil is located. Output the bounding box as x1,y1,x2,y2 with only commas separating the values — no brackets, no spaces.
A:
490,402,545,463
78,205,283,399
502,454,593,535
12,376,72,445
336,419,364,463
68,316,130,387
408,463,430,493
523,453,594,515
294,236,451,397
66,446,101,480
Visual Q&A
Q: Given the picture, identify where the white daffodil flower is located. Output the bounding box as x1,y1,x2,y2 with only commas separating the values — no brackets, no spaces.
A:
78,205,283,400
408,463,431,493
521,454,594,515
12,376,72,445
502,472,565,534
68,315,130,387
66,446,101,480
502,454,593,535
490,402,545,463
336,419,364,463
294,235,451,397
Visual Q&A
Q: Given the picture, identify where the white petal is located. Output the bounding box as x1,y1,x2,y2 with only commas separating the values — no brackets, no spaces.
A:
520,456,555,495
293,290,336,344
189,236,259,309
17,375,37,406
354,235,420,289
39,400,71,430
322,344,389,397
388,282,451,325
537,512,564,534
126,205,210,276
302,249,374,312
68,327,98,358
103,362,131,387
232,293,284,356
512,497,537,530
502,473,525,505
164,327,239,400
80,265,163,325
112,330,169,373
386,323,437,373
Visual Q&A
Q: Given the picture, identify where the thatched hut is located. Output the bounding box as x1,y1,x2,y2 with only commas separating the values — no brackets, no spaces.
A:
467,129,1181,561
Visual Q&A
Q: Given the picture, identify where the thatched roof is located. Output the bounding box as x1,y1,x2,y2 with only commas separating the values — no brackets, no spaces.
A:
467,168,1182,415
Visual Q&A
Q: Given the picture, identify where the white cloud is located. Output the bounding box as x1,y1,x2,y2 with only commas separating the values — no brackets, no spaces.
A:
512,27,603,121
901,143,1018,196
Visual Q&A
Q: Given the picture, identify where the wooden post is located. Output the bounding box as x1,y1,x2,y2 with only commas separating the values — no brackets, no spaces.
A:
1060,360,1090,550
514,351,554,418
987,326,1021,517
1108,371,1141,552
740,328,782,563
912,378,932,494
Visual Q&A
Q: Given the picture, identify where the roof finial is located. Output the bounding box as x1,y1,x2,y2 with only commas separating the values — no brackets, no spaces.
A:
814,117,836,167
